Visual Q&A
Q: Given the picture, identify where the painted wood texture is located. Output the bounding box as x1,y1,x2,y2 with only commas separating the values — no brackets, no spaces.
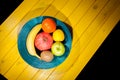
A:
0,0,120,80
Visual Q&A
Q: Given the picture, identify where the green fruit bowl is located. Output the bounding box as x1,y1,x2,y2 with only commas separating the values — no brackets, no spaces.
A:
18,16,72,69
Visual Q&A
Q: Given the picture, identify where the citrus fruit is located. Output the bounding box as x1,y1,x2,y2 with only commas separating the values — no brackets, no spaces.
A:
53,29,65,41
42,18,56,33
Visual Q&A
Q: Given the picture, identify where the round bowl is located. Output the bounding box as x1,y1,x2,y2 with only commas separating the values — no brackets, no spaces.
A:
17,16,72,69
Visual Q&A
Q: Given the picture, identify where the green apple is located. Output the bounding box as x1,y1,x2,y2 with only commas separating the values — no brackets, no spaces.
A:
51,41,65,56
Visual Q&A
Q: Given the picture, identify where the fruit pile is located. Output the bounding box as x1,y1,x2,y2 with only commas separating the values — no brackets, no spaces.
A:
34,18,65,62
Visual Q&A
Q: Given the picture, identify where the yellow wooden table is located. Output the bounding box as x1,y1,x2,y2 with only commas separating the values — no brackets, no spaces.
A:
0,0,120,80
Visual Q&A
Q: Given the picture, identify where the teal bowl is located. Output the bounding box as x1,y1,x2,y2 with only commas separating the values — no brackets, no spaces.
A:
18,16,72,69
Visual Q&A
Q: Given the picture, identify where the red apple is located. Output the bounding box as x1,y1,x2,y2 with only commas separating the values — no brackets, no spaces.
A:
34,32,53,51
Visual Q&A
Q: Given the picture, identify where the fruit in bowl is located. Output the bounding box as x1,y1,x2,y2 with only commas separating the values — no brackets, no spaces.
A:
42,18,56,33
40,51,54,62
34,32,53,51
51,41,65,56
53,29,65,41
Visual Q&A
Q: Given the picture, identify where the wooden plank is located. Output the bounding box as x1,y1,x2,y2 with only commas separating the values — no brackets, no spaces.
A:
16,66,39,80
41,0,76,18
0,28,17,60
68,0,95,26
79,0,119,53
4,58,28,80
31,68,54,80
52,0,69,10
40,4,62,16
61,2,120,80
55,0,83,20
72,0,109,46
0,44,19,74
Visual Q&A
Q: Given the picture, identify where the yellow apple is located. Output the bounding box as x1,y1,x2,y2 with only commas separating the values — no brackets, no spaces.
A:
53,29,65,41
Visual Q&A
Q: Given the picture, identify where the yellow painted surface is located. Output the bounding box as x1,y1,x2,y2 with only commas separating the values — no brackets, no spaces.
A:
0,0,120,80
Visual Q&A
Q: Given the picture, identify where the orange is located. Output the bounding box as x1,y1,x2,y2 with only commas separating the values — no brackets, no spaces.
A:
42,18,56,33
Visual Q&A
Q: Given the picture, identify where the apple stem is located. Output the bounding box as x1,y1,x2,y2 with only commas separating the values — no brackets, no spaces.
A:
43,37,47,42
